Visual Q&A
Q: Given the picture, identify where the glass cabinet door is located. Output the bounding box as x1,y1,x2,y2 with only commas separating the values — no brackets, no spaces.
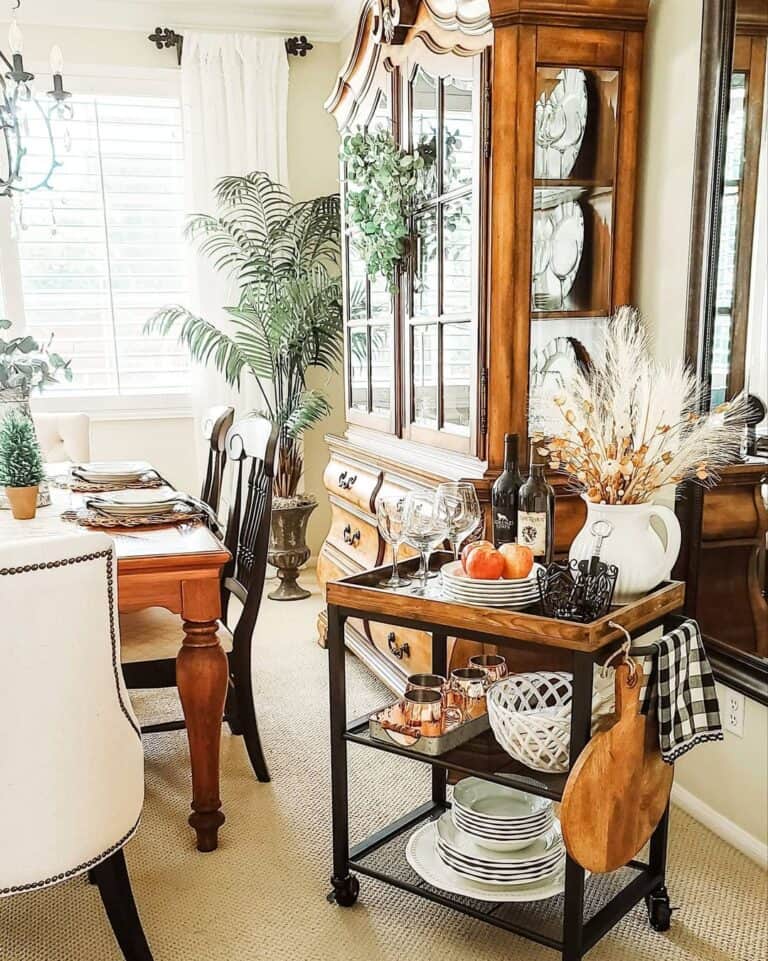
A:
528,66,620,437
403,52,482,453
343,87,396,430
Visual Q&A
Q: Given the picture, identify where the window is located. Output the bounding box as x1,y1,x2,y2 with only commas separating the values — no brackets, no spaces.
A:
1,85,190,404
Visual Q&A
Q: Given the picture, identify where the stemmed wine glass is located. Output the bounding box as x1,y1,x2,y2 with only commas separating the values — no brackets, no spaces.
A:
551,233,580,310
532,213,554,309
437,482,482,562
376,496,411,589
404,492,450,596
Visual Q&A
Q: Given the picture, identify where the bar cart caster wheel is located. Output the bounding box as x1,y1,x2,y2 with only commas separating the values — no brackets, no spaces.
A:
328,875,359,907
646,886,672,932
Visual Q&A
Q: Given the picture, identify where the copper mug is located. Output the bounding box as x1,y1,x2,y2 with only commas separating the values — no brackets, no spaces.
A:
468,654,508,686
406,673,447,700
449,667,489,719
403,689,443,736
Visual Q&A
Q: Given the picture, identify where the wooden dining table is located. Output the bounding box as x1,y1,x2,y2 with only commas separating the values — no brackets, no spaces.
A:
0,475,231,853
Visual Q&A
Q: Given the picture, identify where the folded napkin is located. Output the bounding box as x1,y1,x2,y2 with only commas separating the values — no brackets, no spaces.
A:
642,619,723,764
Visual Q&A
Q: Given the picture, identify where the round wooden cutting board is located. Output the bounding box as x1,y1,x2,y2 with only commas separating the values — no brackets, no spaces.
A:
560,662,674,874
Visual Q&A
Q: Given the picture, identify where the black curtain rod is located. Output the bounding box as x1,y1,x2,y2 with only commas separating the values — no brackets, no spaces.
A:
148,28,314,65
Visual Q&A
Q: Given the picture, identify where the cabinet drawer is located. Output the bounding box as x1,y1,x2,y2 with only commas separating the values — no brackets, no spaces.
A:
324,457,381,512
327,503,381,567
368,621,432,676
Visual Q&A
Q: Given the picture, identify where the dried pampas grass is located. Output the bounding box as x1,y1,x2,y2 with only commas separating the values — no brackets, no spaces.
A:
535,307,748,505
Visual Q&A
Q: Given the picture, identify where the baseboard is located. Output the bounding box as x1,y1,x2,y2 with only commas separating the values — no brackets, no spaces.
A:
672,783,768,868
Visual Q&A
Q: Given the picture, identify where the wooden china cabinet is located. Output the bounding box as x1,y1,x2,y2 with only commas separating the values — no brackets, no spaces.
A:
319,0,649,692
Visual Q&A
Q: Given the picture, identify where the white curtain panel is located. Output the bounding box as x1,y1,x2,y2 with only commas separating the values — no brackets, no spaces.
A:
181,32,290,426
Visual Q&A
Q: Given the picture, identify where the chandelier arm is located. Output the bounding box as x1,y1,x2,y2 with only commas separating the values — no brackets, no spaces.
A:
0,50,14,73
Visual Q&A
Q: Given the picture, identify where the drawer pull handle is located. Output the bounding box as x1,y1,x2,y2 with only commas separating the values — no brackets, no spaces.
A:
343,524,361,547
339,471,358,491
387,632,410,660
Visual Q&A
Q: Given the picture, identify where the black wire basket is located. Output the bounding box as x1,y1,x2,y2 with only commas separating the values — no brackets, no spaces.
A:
536,558,619,623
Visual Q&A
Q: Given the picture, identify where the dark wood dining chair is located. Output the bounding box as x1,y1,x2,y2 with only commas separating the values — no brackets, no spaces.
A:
200,405,234,513
121,414,279,783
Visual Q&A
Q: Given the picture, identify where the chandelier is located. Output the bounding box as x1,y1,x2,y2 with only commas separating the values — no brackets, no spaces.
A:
0,7,71,197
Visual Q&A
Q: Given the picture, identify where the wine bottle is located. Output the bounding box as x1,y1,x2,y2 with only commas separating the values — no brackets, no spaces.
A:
517,456,555,564
492,434,523,546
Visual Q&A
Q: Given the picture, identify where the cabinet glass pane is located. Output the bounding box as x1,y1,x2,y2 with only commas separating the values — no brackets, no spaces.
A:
348,237,368,321
532,187,612,314
443,196,472,314
534,67,618,183
443,321,471,431
528,317,603,435
370,270,391,318
414,209,438,317
412,324,438,426
371,325,392,415
349,327,369,412
444,77,473,192
412,67,438,199
370,91,391,134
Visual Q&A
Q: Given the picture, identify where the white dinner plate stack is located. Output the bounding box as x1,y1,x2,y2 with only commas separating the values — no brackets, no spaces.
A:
435,811,565,886
452,778,555,852
440,560,542,609
73,461,154,484
88,489,181,517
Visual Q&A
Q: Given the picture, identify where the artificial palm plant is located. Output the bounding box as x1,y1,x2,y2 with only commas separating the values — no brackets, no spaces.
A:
145,171,343,498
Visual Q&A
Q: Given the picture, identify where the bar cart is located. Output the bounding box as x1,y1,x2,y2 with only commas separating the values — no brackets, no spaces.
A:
325,553,685,961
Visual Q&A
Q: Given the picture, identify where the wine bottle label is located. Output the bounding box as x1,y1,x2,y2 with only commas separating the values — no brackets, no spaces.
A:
518,511,547,555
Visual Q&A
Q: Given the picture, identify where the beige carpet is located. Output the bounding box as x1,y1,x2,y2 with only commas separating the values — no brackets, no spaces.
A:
2,575,766,961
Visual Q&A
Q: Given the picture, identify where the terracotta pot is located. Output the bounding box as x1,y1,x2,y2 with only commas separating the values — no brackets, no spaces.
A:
5,485,39,520
267,500,317,601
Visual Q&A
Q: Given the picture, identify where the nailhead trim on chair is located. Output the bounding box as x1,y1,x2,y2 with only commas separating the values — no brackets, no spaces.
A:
0,817,141,897
0,547,145,897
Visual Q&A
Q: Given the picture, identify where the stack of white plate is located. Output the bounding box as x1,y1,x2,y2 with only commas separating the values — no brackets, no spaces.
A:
74,461,154,484
435,811,565,885
88,489,181,517
452,778,554,852
440,560,542,608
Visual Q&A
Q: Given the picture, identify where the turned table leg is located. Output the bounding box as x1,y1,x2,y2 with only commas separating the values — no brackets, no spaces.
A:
177,616,228,852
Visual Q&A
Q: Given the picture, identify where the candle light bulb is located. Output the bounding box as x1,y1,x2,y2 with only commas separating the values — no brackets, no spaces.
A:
8,19,24,56
50,45,64,76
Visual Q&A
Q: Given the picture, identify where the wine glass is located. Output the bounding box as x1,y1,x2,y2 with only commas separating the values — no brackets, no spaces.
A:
404,491,450,596
376,496,411,589
437,482,482,562
551,233,580,310
532,213,554,309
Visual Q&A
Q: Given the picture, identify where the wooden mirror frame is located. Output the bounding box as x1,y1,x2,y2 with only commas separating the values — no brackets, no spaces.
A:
679,0,768,704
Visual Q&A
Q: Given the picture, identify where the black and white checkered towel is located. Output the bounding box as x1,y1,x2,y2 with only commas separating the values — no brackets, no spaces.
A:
642,619,723,764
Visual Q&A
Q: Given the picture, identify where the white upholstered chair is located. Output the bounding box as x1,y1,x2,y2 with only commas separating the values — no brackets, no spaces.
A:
0,531,154,961
32,412,91,462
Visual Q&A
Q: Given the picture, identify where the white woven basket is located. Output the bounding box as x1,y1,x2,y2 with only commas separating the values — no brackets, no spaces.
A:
487,670,614,774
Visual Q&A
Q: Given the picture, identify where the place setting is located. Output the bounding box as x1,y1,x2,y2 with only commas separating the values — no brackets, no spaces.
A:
61,482,223,532
52,460,167,494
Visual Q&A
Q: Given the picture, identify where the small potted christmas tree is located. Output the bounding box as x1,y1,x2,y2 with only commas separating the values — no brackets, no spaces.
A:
0,411,45,519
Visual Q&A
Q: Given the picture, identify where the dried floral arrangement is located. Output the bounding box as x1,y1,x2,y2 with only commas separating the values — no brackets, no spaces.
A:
535,307,747,505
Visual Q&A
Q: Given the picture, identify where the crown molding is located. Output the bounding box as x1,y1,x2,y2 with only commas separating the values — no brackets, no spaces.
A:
5,0,363,43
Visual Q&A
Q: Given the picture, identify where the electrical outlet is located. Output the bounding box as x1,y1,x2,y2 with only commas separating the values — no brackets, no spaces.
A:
724,690,745,738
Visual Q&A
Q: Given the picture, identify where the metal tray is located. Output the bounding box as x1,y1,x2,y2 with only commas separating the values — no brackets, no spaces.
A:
369,704,490,756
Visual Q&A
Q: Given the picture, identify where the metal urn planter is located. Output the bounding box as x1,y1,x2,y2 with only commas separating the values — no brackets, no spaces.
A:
0,387,50,510
268,498,317,601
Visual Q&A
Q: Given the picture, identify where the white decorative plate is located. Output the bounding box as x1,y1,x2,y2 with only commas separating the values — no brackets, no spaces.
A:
454,778,552,822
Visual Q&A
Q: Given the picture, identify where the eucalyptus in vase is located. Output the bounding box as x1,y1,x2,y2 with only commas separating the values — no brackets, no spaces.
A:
535,307,747,602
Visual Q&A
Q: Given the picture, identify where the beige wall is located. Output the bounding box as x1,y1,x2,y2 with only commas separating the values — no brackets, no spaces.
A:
635,0,767,862
287,42,347,557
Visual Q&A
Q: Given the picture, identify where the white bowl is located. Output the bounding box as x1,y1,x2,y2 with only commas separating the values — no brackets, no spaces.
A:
453,777,552,822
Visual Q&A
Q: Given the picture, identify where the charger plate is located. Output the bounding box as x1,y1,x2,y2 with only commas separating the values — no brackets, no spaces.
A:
405,821,566,903
62,504,203,529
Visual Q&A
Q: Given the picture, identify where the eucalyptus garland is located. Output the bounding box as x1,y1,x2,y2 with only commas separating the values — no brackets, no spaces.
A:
341,129,424,293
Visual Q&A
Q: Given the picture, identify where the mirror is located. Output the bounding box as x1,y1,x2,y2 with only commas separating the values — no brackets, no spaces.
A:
710,1,768,451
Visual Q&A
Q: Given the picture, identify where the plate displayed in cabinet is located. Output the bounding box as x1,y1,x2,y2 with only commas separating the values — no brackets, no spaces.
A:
534,68,588,179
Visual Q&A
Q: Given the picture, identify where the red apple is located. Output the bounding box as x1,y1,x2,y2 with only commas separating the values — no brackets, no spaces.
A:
466,546,505,581
499,543,535,580
460,539,494,573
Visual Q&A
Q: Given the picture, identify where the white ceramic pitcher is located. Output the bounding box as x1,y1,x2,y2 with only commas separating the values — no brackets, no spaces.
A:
569,497,682,604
